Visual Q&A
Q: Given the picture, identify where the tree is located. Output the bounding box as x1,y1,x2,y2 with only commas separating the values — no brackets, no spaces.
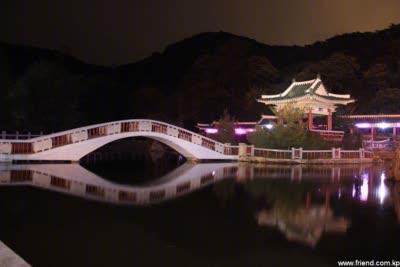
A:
216,109,236,144
296,53,360,94
370,88,400,113
247,103,325,149
180,38,279,122
7,60,81,131
271,102,304,124
245,56,279,88
363,63,390,91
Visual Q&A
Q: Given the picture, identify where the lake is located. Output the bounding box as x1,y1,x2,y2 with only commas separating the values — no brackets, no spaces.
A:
0,160,399,267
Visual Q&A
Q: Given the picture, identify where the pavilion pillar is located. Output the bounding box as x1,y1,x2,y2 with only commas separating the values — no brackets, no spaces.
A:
327,109,332,131
308,108,313,130
371,127,376,140
393,127,397,138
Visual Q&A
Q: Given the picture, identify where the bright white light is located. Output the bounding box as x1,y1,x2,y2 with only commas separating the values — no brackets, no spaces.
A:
377,172,387,204
360,174,368,202
205,128,218,134
356,123,371,128
377,122,390,129
266,124,273,129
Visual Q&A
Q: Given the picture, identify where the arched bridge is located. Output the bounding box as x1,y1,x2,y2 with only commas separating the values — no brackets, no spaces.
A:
0,120,239,162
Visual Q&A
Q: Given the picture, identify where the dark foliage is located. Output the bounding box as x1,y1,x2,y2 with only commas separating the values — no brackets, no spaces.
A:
1,24,400,131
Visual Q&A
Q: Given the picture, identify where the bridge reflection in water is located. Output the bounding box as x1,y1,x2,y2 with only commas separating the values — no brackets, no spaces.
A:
0,162,396,247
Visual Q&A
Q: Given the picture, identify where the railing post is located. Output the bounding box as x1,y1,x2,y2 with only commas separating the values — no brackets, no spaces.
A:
16,131,19,140
332,148,341,159
224,143,231,155
292,147,302,160
238,143,247,156
359,148,365,159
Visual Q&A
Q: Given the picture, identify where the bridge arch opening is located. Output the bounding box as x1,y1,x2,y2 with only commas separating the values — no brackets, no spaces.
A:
80,136,184,163
80,137,186,185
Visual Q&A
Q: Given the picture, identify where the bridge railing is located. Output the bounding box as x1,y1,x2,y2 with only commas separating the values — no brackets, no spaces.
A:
254,148,292,159
302,150,333,160
0,119,376,161
0,131,44,140
362,138,391,150
254,147,372,161
0,120,240,157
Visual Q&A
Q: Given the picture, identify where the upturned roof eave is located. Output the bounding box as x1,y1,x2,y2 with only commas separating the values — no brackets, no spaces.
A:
258,94,355,105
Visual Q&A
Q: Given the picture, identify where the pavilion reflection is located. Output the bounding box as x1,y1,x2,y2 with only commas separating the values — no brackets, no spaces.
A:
220,163,396,247
256,206,349,247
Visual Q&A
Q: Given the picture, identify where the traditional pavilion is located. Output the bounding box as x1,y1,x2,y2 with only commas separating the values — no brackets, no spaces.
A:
257,75,355,130
197,75,355,140
197,74,400,148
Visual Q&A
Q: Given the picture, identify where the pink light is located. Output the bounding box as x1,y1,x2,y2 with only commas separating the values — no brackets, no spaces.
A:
235,128,247,135
355,123,371,128
205,128,218,134
206,128,256,135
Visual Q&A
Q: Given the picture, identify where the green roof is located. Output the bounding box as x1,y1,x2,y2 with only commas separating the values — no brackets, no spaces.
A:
286,82,314,98
260,79,353,102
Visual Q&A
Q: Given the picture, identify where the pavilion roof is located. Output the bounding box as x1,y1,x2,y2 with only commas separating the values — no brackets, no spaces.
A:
257,76,354,105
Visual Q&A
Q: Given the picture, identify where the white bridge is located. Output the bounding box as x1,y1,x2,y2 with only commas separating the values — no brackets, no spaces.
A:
0,120,239,162
0,119,374,163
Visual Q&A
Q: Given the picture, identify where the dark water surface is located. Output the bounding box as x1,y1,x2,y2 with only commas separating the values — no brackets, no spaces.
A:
0,161,399,267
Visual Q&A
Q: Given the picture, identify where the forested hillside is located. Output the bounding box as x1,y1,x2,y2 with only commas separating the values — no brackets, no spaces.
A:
1,24,399,132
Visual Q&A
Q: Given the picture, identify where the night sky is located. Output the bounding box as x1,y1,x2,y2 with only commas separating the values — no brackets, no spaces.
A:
1,0,400,66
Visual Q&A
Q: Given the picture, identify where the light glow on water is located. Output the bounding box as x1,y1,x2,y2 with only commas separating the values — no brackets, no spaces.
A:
360,173,369,202
377,172,388,204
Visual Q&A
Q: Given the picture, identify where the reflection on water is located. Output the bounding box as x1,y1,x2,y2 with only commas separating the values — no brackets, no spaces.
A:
0,162,398,248
0,162,399,266
0,163,391,206
0,163,237,205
